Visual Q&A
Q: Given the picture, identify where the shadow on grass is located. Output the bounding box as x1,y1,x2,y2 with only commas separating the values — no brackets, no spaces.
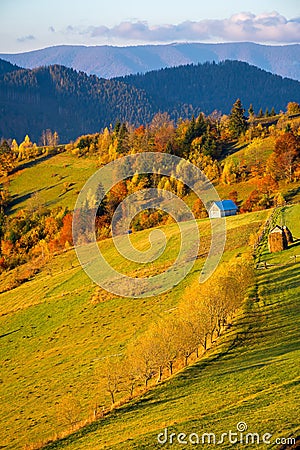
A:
284,185,300,202
0,328,21,339
41,331,242,450
287,239,300,250
8,192,33,213
8,181,67,215
42,245,300,449
258,266,300,296
12,153,55,174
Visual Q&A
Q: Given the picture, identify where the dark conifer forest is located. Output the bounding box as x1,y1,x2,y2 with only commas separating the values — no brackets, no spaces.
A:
1,58,300,142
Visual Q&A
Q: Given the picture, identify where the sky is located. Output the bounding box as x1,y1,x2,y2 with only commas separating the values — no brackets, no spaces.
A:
1,0,300,53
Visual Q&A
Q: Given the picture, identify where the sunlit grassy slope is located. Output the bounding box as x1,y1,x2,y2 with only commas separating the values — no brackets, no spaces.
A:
7,146,300,218
0,209,269,449
217,137,300,205
1,148,299,449
39,204,300,450
8,153,98,215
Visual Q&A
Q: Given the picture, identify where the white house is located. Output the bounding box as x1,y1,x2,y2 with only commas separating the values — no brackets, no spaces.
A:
209,200,238,218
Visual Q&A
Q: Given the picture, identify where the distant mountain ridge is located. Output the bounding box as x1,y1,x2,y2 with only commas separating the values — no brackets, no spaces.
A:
1,58,300,143
1,42,300,80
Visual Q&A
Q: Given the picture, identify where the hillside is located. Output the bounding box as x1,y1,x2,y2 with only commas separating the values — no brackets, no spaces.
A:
0,59,21,76
117,60,300,119
36,206,300,449
0,198,271,449
1,42,300,80
8,153,98,215
0,62,154,142
0,119,299,449
0,201,299,449
1,59,300,142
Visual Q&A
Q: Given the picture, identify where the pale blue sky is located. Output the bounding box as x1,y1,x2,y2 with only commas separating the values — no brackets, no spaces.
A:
1,0,299,52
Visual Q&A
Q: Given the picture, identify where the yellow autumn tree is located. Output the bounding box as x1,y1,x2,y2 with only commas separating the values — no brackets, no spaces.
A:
18,135,38,160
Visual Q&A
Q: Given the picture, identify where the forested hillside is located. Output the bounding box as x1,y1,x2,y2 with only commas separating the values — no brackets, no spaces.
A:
118,60,300,118
0,59,21,76
0,62,154,142
1,59,300,142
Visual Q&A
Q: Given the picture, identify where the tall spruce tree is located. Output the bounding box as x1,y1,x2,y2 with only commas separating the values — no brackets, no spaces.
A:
228,99,247,138
258,108,264,118
248,103,254,118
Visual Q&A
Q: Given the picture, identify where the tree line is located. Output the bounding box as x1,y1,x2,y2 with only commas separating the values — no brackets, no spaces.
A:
66,102,300,232
96,257,254,405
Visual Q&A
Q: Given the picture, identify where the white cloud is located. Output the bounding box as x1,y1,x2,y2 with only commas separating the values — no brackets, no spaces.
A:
69,11,300,44
17,34,36,42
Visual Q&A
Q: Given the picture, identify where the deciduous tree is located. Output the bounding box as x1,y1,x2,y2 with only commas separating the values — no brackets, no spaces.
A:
0,140,15,176
273,132,299,182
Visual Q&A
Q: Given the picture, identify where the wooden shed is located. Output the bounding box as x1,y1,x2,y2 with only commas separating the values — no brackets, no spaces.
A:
268,225,288,253
282,225,293,244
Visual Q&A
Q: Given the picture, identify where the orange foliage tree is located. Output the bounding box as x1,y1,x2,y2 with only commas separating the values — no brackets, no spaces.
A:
272,132,299,182
59,213,73,248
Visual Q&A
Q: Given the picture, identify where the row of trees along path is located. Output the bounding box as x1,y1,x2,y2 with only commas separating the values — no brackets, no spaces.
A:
96,257,254,408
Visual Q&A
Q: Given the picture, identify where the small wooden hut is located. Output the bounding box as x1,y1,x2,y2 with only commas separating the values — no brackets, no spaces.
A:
282,225,293,244
268,225,288,253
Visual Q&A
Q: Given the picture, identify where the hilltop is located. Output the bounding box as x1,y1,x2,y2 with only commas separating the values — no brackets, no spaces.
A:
0,59,22,76
116,60,300,119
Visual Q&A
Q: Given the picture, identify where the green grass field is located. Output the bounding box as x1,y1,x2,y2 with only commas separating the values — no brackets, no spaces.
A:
40,204,300,450
0,208,269,449
8,153,98,215
1,145,299,449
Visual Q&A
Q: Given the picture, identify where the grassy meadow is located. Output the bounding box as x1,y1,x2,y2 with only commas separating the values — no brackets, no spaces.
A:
0,144,299,449
0,205,269,449
8,153,98,215
41,203,300,449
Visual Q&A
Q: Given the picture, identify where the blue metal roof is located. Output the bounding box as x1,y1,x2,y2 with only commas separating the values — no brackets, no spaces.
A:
213,200,238,211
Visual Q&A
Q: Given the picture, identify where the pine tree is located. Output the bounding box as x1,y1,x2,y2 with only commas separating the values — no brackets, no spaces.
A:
258,108,263,118
183,116,196,152
114,120,121,134
116,123,129,154
248,104,254,118
183,114,207,154
195,114,207,136
228,99,247,138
